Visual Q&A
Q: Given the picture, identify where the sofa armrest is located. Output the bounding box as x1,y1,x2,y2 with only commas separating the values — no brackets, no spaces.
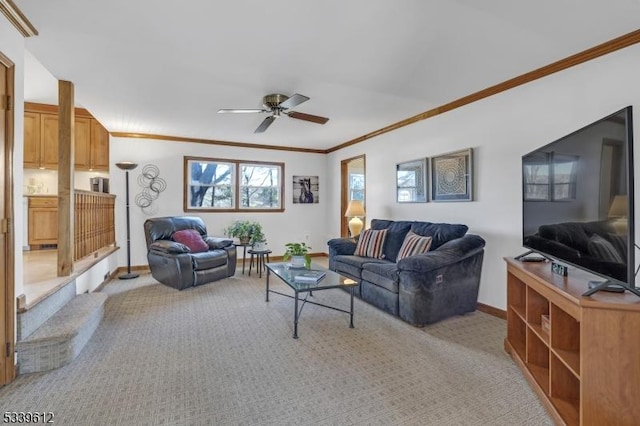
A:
397,234,486,273
327,237,357,256
205,236,234,249
149,240,190,254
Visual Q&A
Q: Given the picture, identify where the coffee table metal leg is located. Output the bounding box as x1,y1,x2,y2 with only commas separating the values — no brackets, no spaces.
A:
266,269,270,302
350,286,355,328
258,254,263,279
293,290,299,339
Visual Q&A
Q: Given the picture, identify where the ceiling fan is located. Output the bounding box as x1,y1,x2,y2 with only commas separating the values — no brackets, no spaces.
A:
218,93,329,133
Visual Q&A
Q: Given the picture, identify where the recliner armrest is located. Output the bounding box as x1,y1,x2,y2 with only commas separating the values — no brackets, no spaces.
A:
397,234,485,273
149,240,190,254
205,237,234,249
327,237,357,256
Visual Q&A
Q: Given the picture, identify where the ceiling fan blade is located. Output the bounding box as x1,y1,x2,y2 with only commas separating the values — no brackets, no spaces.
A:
218,109,266,114
279,93,310,110
254,116,276,133
287,111,329,125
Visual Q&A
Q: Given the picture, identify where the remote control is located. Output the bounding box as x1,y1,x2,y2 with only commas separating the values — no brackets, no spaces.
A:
520,257,547,262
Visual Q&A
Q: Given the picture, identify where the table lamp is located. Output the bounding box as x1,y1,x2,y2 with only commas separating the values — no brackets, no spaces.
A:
345,200,366,237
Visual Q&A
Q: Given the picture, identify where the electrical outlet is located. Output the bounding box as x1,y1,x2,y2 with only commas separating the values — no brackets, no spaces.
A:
436,275,443,284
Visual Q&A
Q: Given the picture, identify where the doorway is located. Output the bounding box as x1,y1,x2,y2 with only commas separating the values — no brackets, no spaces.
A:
0,51,16,386
340,155,365,237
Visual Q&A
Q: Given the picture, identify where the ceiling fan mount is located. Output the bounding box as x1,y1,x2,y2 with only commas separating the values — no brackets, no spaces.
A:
262,93,290,110
218,93,329,133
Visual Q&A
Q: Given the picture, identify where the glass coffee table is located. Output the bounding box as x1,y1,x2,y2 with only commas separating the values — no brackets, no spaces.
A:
265,262,358,339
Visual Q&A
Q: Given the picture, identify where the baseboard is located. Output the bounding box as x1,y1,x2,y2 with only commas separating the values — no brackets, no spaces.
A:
114,265,151,275
94,269,120,292
477,303,506,320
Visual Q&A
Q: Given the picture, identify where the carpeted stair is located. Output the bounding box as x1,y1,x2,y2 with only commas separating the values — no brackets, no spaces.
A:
15,281,107,374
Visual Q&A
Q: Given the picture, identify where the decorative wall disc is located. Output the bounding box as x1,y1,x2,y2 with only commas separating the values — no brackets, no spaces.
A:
135,163,166,214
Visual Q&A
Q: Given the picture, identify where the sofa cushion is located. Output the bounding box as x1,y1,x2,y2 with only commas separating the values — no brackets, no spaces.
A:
173,229,209,253
588,234,624,263
362,262,399,293
410,222,468,250
191,250,228,270
333,255,387,279
371,220,413,261
354,229,388,259
397,231,433,261
538,222,591,254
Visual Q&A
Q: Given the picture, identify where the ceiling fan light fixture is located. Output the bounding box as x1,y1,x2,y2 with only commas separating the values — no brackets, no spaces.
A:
219,92,329,132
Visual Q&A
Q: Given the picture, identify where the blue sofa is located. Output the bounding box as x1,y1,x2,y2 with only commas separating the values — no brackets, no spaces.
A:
327,219,485,326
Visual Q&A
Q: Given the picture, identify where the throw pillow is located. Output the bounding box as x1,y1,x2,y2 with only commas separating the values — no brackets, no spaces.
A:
587,234,624,263
173,229,209,253
354,229,388,259
396,231,433,261
606,233,628,260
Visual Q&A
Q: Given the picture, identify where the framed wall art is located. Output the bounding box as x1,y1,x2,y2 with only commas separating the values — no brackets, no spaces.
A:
293,175,319,204
430,148,473,202
396,158,427,203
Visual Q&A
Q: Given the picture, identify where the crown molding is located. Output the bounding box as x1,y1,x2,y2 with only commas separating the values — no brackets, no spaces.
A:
0,0,37,37
327,28,640,153
110,132,328,154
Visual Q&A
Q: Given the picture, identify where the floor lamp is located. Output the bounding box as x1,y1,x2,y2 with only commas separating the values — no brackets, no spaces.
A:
116,161,139,280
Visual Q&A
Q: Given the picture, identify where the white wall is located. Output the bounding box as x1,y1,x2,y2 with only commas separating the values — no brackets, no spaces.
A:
109,137,328,266
75,253,119,294
0,19,25,298
327,44,640,310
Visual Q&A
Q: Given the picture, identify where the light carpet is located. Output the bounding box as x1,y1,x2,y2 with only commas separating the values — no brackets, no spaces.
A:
0,271,551,425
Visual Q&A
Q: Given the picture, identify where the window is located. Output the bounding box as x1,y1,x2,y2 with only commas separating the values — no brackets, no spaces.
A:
184,156,284,212
523,152,577,201
349,173,365,201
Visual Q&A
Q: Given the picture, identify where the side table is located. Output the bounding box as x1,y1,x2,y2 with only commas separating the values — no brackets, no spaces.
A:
248,249,272,278
233,243,252,274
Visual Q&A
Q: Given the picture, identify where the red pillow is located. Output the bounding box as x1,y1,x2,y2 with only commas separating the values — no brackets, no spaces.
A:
172,229,209,253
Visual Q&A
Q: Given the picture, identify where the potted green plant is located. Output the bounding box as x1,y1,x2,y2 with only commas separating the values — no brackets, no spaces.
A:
224,221,265,247
282,242,311,268
250,225,267,249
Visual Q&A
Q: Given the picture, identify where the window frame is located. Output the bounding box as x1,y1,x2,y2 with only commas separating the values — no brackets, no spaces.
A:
184,156,285,212
523,152,578,202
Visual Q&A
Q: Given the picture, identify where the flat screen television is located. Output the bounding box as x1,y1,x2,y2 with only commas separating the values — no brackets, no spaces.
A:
521,106,640,296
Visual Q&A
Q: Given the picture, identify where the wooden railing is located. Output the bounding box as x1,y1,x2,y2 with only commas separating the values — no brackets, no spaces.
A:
74,190,116,261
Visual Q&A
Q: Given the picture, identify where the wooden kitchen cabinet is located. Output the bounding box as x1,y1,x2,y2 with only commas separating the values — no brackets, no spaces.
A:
74,117,92,170
23,112,59,169
89,119,109,171
24,103,110,171
28,196,58,247
41,114,59,169
23,112,41,168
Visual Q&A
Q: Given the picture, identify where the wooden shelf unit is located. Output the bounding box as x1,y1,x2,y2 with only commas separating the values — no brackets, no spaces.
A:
504,258,640,426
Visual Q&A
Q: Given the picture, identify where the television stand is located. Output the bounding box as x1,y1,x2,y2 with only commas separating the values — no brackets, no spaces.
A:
583,279,640,298
504,257,640,425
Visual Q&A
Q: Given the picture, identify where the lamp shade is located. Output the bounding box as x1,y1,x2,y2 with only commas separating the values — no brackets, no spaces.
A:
344,200,365,217
608,195,627,218
116,161,138,171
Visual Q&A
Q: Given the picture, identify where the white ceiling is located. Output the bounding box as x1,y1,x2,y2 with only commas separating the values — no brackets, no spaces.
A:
15,0,640,150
